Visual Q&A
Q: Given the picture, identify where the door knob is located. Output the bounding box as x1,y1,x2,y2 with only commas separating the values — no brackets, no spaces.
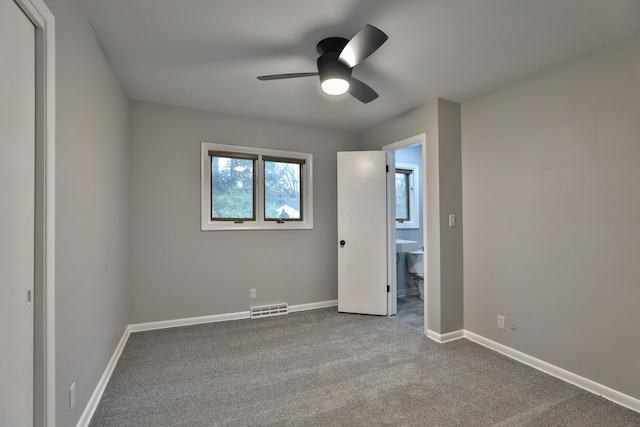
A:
339,240,346,247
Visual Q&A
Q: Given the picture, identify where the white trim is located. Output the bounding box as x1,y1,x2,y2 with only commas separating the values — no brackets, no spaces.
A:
386,151,397,316
288,300,338,313
426,329,465,343
463,331,640,414
129,300,338,332
76,329,130,427
129,311,251,333
383,134,426,152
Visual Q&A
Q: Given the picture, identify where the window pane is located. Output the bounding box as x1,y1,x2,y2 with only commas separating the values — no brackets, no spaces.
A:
211,155,254,220
396,172,409,221
264,160,301,220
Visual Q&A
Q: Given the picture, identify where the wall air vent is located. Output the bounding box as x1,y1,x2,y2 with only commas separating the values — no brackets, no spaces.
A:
250,303,288,319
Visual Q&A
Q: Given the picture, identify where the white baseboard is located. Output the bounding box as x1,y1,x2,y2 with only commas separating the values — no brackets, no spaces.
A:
463,330,640,414
76,327,130,427
129,310,251,332
288,299,338,313
426,328,465,343
128,300,338,332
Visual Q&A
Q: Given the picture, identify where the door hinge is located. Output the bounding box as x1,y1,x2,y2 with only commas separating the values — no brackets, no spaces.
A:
386,165,389,172
387,285,390,293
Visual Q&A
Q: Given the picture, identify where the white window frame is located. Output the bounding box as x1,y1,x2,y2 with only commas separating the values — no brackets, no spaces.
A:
201,142,313,231
395,162,419,229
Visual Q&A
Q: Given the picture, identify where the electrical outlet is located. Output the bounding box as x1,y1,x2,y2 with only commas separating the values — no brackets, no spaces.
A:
69,382,76,411
250,289,256,299
497,315,506,330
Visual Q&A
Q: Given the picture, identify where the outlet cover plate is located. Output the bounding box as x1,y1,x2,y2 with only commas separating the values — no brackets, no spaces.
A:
497,315,506,330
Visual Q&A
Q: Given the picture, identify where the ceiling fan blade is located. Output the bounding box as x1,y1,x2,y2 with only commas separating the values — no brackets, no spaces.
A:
257,72,318,81
338,24,388,68
349,77,378,103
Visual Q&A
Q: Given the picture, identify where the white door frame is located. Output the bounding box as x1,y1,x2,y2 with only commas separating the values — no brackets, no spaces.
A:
13,0,56,424
385,151,397,315
383,134,427,330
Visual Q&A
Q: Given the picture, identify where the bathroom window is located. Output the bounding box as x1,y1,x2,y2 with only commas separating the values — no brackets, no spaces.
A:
395,163,419,229
395,169,411,222
201,142,313,231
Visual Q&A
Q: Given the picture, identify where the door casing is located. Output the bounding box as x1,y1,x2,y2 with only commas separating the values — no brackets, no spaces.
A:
9,0,56,425
1,1,36,424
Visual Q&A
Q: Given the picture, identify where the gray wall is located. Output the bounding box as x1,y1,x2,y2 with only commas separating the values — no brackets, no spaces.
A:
462,35,640,399
437,100,464,334
46,0,131,425
129,101,359,323
359,99,464,335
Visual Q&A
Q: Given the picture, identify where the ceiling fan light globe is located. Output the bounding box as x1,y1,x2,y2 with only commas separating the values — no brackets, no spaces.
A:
321,78,350,95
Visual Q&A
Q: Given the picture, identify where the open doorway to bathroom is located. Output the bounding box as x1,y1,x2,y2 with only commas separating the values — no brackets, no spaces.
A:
384,135,426,333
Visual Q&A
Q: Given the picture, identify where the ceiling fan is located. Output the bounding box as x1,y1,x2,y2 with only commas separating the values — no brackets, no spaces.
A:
257,24,388,103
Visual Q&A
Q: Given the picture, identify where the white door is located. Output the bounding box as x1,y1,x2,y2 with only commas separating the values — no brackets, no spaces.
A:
337,151,389,315
0,0,36,425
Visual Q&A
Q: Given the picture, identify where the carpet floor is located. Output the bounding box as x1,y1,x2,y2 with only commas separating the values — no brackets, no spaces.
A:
89,308,640,426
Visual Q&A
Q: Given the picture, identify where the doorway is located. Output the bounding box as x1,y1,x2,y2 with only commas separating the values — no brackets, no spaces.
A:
384,134,427,333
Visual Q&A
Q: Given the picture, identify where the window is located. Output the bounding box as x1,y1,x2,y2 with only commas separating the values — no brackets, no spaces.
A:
395,169,411,222
263,157,303,221
201,142,313,230
210,152,256,221
395,163,419,229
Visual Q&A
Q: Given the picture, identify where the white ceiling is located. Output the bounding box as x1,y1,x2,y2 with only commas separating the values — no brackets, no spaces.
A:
80,0,640,132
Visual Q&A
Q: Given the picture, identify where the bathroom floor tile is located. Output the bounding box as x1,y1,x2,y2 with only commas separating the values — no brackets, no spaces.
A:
396,294,424,333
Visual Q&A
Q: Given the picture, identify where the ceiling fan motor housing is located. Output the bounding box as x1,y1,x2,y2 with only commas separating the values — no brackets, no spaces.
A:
317,51,352,82
316,37,348,55
316,37,352,83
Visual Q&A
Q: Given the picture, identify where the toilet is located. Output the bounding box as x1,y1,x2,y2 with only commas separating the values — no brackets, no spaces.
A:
406,250,425,301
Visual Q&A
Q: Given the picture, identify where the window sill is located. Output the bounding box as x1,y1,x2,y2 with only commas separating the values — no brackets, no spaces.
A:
201,220,313,231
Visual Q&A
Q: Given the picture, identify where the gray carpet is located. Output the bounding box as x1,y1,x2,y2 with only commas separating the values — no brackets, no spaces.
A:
89,308,640,426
